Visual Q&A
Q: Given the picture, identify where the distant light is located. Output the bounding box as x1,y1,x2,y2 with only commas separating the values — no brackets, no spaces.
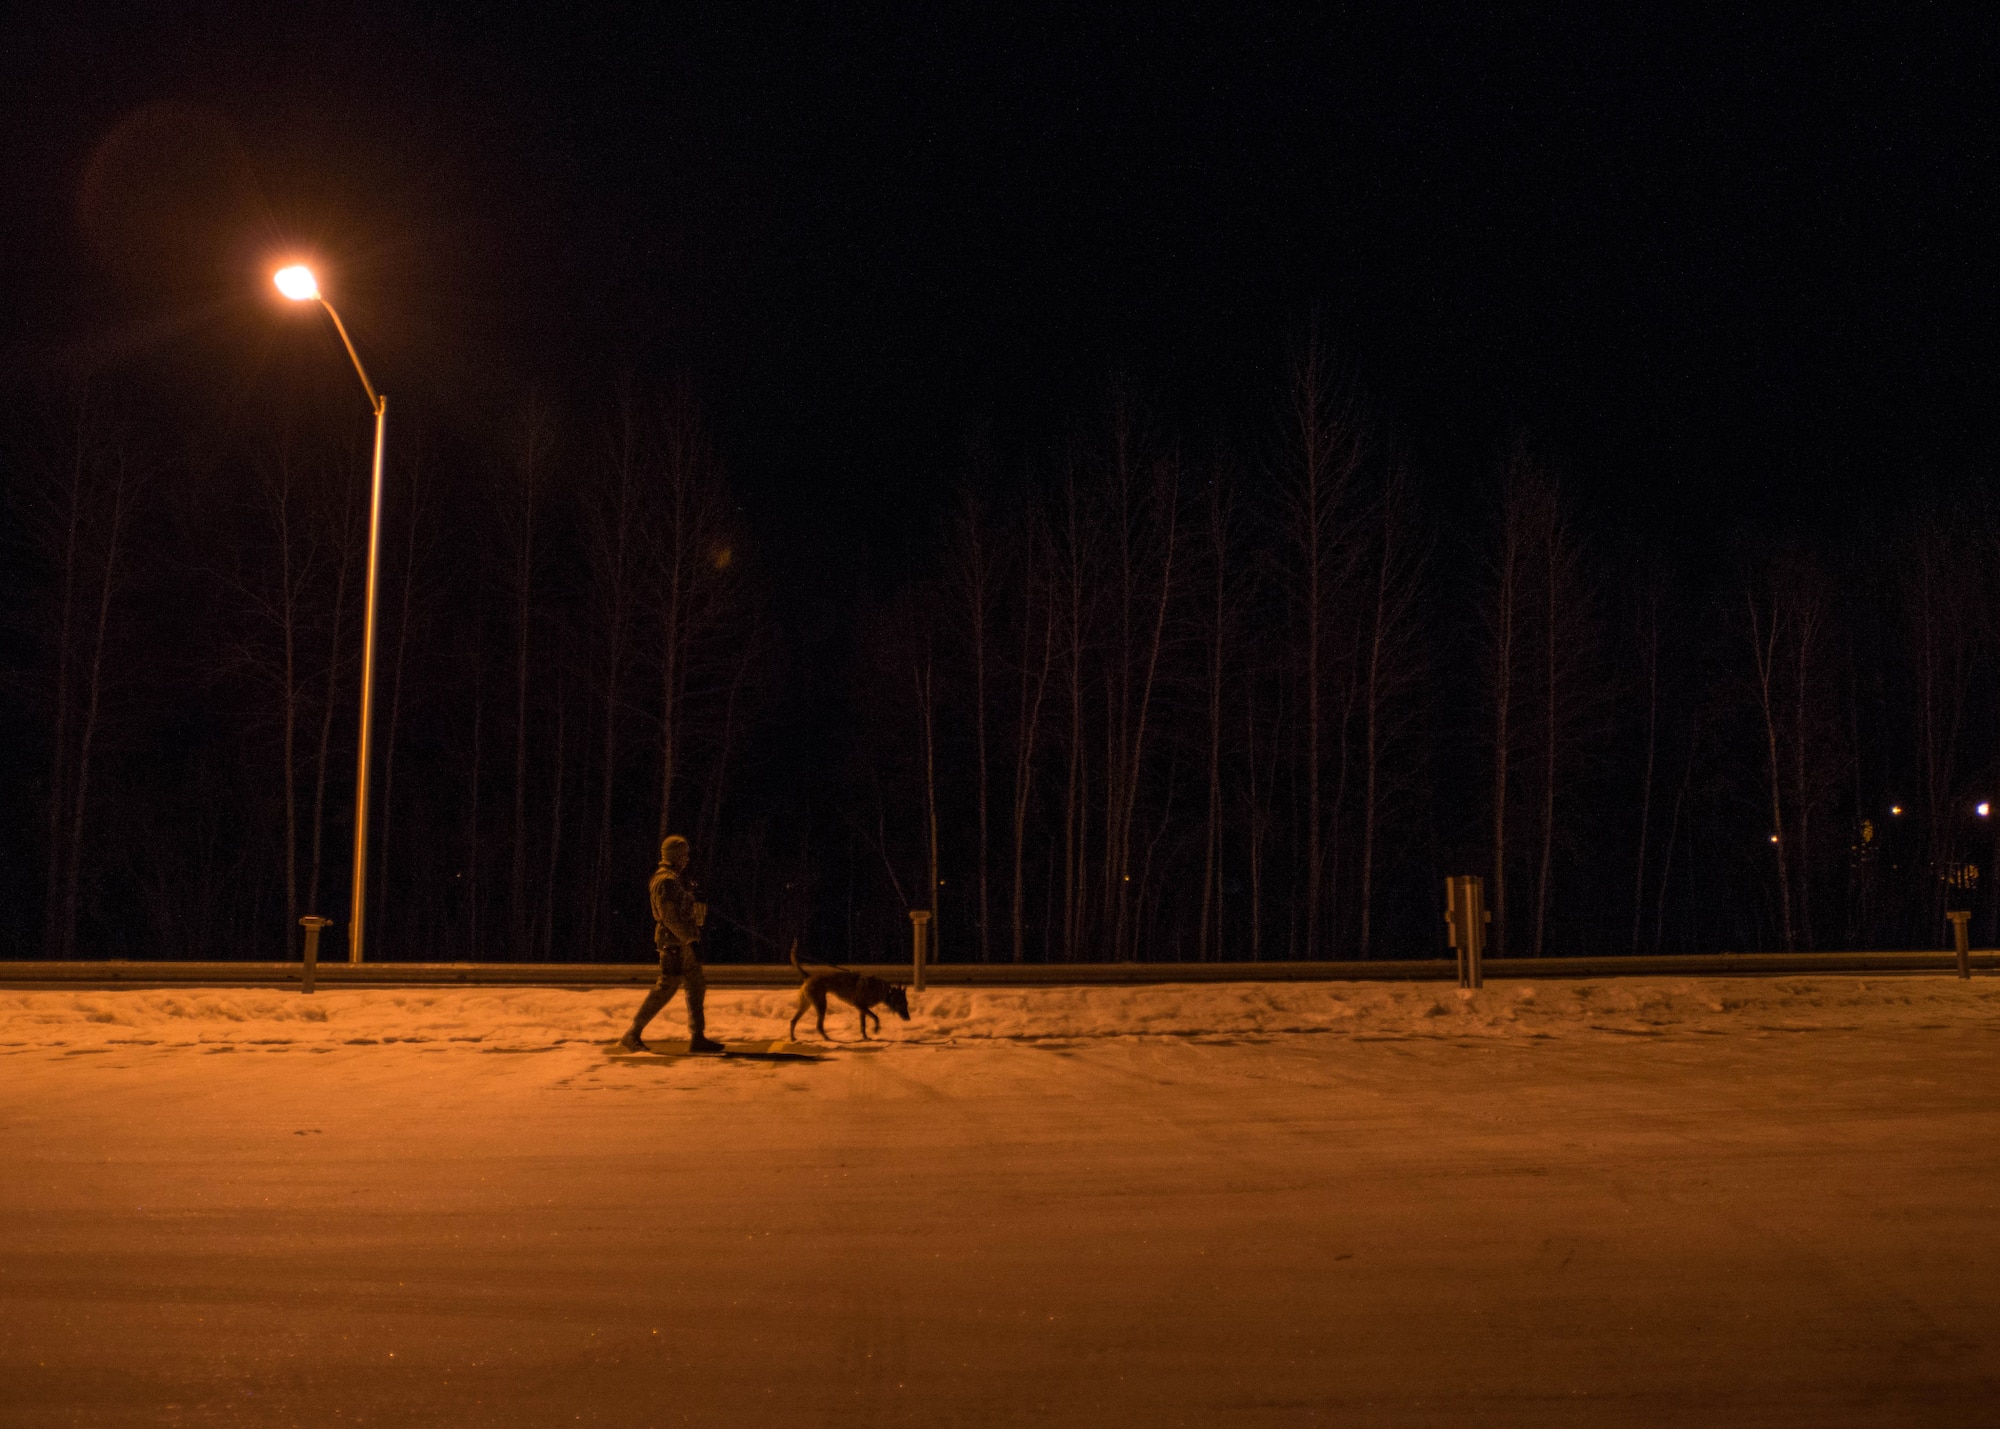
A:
1769,834,1780,844
1981,803,1991,818
274,265,319,301
1891,805,1904,816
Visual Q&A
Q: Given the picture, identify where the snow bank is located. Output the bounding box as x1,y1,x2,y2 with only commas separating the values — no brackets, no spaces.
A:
2,974,1996,1053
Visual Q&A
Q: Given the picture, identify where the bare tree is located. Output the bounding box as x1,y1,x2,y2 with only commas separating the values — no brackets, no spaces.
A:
1197,465,1238,961
1742,551,1857,951
696,613,768,870
1654,711,1700,956
1055,458,1092,960
1529,474,1593,958
948,489,997,960
540,660,569,959
1008,509,1056,963
303,455,360,928
1278,341,1365,958
1630,573,1663,955
464,650,485,958
1486,461,1530,958
503,395,553,960
1240,678,1286,962
1097,416,1179,963
1900,520,1974,937
649,387,736,844
59,434,133,959
375,445,430,952
916,637,942,956
26,392,136,959
582,390,646,956
1356,463,1427,958
220,449,317,954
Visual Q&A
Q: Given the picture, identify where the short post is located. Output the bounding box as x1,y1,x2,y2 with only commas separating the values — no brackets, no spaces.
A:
1445,876,1487,990
909,909,932,993
1947,909,1972,980
299,916,332,995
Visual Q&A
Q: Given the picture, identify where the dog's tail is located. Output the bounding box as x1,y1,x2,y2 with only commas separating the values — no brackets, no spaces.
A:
789,939,859,979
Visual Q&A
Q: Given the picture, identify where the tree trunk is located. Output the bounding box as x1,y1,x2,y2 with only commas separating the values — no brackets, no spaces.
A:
43,406,86,957
541,674,566,959
959,496,994,962
1490,492,1521,959
1012,538,1054,964
1748,591,1795,951
61,447,129,959
1789,603,1818,951
656,470,687,845
267,459,304,955
1357,476,1406,960
306,484,356,923
1199,480,1228,961
466,657,484,958
1631,593,1659,956
1534,500,1558,959
376,455,422,952
510,411,546,962
699,623,758,874
587,401,640,959
1111,460,1176,961
1060,472,1086,961
1655,719,1696,955
919,648,941,959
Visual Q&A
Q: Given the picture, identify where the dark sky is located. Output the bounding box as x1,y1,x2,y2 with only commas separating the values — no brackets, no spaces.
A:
3,4,1993,571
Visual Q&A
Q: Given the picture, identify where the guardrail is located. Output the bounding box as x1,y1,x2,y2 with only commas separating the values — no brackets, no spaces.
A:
0,949,1993,990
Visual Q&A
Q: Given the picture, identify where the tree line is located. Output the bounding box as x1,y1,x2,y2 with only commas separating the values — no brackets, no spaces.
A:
4,348,1997,963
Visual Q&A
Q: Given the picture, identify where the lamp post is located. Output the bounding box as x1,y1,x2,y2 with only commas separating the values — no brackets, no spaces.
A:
275,264,387,964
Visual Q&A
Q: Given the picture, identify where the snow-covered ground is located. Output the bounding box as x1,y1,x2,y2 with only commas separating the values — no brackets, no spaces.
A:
5,976,2000,1426
7,971,1998,1052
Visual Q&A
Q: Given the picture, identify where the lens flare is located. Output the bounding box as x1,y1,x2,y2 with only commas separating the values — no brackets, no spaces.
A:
274,264,319,301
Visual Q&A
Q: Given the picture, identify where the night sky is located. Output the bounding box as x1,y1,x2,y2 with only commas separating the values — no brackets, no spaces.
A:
5,5,1991,577
5,3,1999,967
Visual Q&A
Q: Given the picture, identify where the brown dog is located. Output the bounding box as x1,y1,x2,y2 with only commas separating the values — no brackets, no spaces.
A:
789,943,911,1041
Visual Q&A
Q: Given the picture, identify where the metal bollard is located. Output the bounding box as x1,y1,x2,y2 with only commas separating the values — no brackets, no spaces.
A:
1445,876,1487,990
299,916,332,995
1947,910,1972,981
909,909,932,993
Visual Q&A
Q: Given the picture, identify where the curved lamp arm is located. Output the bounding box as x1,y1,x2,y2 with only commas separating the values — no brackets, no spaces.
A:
318,298,383,415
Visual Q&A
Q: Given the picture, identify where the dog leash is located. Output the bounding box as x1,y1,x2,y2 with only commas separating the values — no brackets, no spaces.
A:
705,907,788,954
704,906,864,975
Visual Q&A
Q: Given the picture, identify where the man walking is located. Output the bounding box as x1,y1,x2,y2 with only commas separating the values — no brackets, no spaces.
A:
617,835,725,1053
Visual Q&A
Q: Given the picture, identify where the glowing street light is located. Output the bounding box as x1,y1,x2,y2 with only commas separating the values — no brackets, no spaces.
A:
275,262,388,965
274,264,319,301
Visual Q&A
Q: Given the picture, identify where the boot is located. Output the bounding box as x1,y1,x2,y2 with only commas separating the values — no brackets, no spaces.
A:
686,1002,725,1054
619,986,674,1053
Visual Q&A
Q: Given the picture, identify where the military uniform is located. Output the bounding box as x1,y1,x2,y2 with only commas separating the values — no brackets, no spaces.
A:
649,861,705,997
619,837,722,1052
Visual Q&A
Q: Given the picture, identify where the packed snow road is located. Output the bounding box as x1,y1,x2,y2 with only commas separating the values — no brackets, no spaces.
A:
4,977,1999,1426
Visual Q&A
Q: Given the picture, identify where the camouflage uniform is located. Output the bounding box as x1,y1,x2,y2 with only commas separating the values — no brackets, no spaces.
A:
620,837,719,1051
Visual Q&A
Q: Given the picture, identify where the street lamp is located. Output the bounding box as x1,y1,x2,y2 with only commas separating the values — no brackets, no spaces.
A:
275,263,387,965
